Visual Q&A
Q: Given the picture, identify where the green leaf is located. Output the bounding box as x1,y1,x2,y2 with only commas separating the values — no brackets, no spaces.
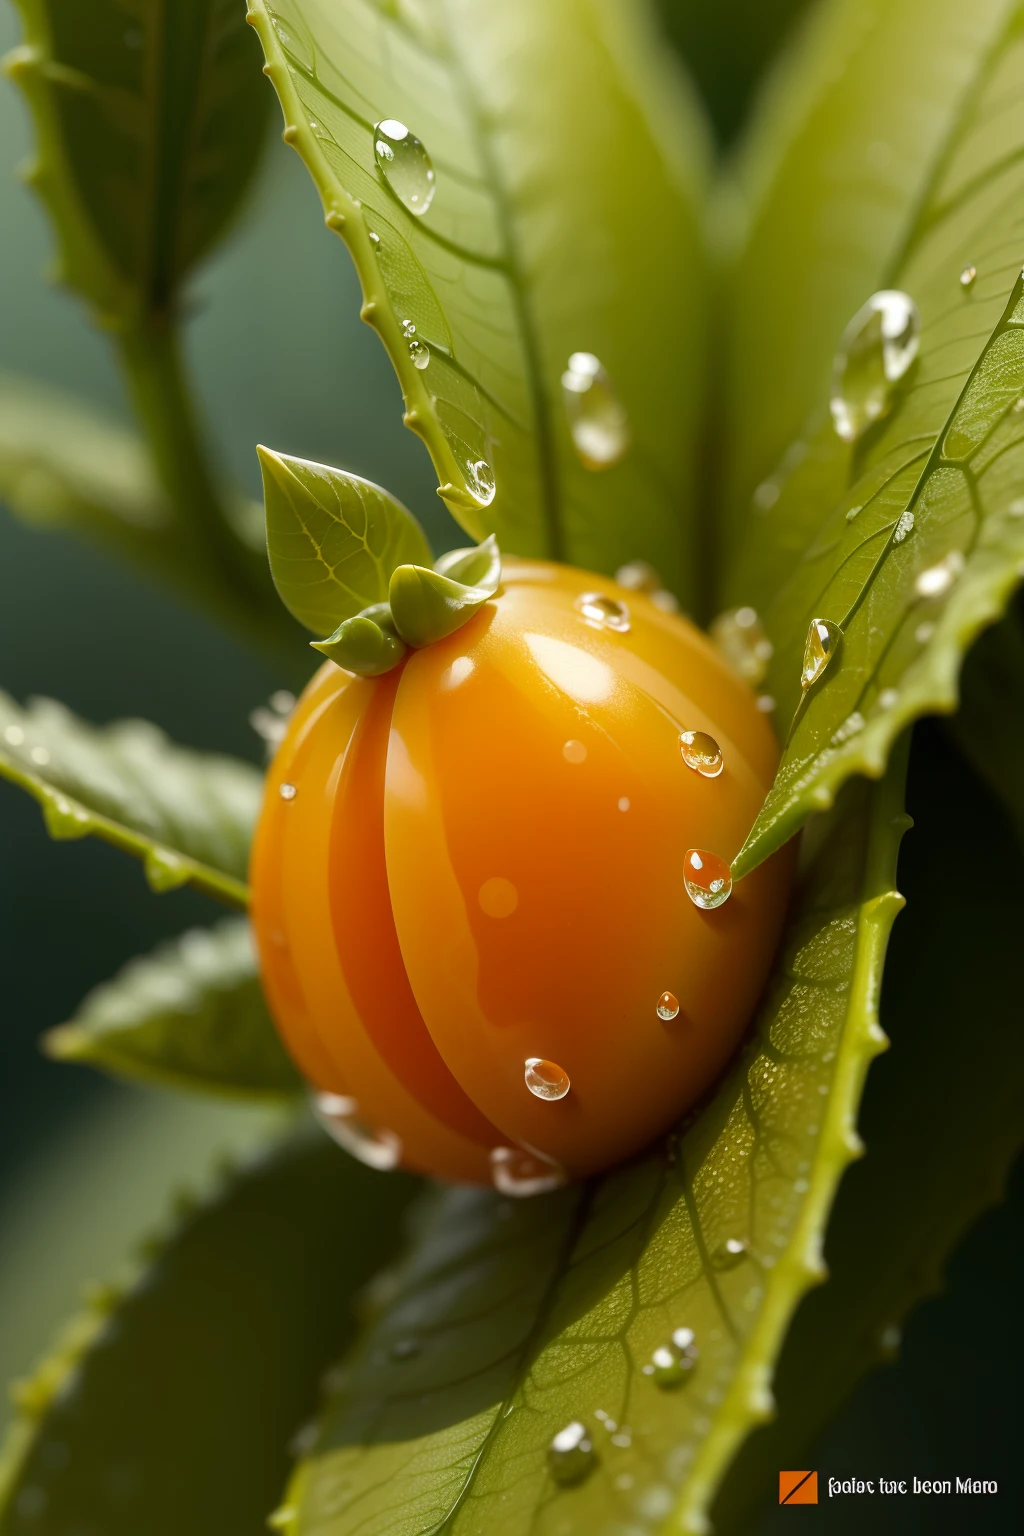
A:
246,0,709,603
713,722,1024,1531
728,7,1024,878
5,0,271,329
276,751,908,1536
0,692,261,906
389,533,501,647
44,916,300,1099
947,591,1024,844
0,1131,420,1536
258,446,433,634
720,0,1018,548
312,605,409,677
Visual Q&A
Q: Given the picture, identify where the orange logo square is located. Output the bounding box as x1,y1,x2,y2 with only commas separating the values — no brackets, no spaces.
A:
779,1471,818,1505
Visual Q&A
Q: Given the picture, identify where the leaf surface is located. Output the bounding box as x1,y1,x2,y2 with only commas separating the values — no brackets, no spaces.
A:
0,693,261,906
727,4,1024,877
259,447,433,634
45,917,299,1098
246,0,708,602
0,1132,419,1536
947,591,1024,844
279,753,908,1536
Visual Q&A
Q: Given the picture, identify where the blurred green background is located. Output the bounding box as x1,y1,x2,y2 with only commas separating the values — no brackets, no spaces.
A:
0,1,1019,1530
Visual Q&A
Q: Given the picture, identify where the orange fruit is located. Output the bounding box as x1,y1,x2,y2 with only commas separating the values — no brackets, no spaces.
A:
250,561,793,1189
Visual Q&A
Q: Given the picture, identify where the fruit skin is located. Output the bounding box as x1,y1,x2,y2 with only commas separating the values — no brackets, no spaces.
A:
250,560,794,1186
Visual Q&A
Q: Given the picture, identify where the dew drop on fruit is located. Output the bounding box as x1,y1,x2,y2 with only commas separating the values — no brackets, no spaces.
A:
683,849,732,910
644,1326,699,1388
709,606,773,685
656,991,680,1021
959,264,977,289
490,1145,566,1197
560,352,630,469
575,591,631,632
801,618,843,689
279,782,297,801
830,290,919,443
478,877,518,918
408,338,430,369
915,550,964,598
372,119,435,215
679,729,724,778
562,739,587,763
712,1237,749,1270
548,1421,596,1486
312,1091,402,1170
525,1057,570,1100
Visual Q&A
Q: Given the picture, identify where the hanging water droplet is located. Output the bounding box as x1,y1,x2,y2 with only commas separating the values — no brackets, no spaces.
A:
801,618,843,689
525,1057,570,1101
408,338,430,370
279,781,298,801
683,849,732,910
712,1237,749,1270
463,458,496,506
645,1327,699,1388
313,1091,402,1170
893,509,914,543
709,606,773,686
372,119,436,216
656,991,680,1021
959,264,977,289
575,591,631,632
490,1145,566,1197
548,1421,596,1487
679,730,724,778
914,550,964,597
561,352,630,470
830,290,919,443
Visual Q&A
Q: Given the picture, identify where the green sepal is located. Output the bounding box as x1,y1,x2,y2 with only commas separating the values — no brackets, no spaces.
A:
311,604,408,677
389,535,501,649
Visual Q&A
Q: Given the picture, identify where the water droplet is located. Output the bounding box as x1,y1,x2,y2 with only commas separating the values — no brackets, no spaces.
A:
617,796,630,812
615,559,660,592
548,1421,596,1486
878,687,899,710
651,588,680,613
373,119,435,216
313,1091,403,1170
709,606,773,686
271,690,295,715
401,319,416,337
525,1057,570,1100
464,458,496,506
801,618,843,689
368,230,380,245
656,991,680,1021
29,745,49,766
915,621,934,643
279,781,298,801
960,264,977,289
561,352,630,469
490,1145,566,1197
756,694,776,713
679,730,724,778
251,706,288,750
562,739,587,764
712,1237,749,1270
914,550,965,597
409,338,430,369
478,877,518,918
830,290,919,443
753,479,780,511
644,1327,699,1388
390,1337,420,1361
846,503,863,522
575,591,631,632
683,849,733,910
893,509,915,543
3,724,24,745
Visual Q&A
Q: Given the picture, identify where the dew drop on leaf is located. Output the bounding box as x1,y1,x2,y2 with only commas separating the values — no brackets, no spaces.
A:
644,1326,699,1388
711,1237,749,1270
561,351,630,469
372,119,435,215
313,1091,403,1170
893,509,915,543
408,338,430,369
489,1145,566,1197
915,550,965,597
679,729,724,778
462,457,495,506
829,289,919,443
683,849,732,910
548,1421,596,1486
709,605,773,685
801,617,843,689
959,264,977,289
575,591,631,632
656,991,680,1021
525,1057,570,1100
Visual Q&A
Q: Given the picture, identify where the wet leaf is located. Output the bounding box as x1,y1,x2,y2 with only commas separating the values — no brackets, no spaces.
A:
0,1131,419,1536
0,693,261,906
727,6,1024,877
276,752,908,1536
45,917,299,1099
5,0,271,327
259,447,433,635
246,0,708,602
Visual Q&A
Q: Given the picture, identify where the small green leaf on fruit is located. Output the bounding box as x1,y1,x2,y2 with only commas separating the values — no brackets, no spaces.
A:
389,535,501,648
312,605,408,677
